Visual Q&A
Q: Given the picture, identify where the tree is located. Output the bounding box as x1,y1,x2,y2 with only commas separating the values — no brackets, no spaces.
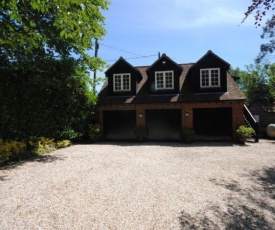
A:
0,58,97,143
230,63,275,108
243,1,275,62
0,0,109,147
243,0,274,26
0,0,109,71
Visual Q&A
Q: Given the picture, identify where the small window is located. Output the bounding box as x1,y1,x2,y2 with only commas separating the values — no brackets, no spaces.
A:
200,68,220,88
113,73,131,92
155,71,174,90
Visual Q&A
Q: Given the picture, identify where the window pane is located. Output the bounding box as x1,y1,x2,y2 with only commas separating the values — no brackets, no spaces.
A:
165,74,173,88
210,69,219,86
156,76,164,88
122,74,130,90
114,75,121,90
201,70,209,86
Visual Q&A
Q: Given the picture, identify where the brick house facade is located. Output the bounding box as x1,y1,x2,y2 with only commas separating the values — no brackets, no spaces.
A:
98,51,246,141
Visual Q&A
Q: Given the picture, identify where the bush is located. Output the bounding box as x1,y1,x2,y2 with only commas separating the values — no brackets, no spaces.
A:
0,139,11,164
88,124,103,142
0,137,72,165
134,126,148,141
30,137,56,154
57,127,79,140
180,128,196,143
0,139,27,164
56,140,72,148
236,125,255,139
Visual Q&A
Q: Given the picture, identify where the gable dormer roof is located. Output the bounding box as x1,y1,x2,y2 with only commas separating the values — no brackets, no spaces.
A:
191,50,230,70
146,53,183,73
105,56,140,75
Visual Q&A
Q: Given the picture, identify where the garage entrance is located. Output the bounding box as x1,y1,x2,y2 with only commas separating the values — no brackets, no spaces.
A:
103,110,136,140
193,108,232,141
146,109,181,141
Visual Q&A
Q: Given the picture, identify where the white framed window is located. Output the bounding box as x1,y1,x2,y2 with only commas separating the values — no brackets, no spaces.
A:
113,73,131,92
155,71,174,90
200,68,220,88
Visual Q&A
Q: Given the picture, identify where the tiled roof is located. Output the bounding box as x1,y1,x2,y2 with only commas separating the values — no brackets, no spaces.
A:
98,63,246,105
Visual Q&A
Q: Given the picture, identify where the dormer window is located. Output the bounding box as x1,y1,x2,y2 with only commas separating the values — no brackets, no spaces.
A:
113,73,131,92
200,68,220,88
155,71,174,90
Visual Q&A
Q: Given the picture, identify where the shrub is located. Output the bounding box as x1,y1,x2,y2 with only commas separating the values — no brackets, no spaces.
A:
0,139,11,164
30,137,56,154
57,127,79,140
134,126,148,141
88,124,103,142
236,125,255,139
180,128,196,143
56,140,72,148
0,139,27,164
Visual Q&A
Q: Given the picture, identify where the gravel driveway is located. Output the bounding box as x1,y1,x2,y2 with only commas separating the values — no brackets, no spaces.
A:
1,140,275,229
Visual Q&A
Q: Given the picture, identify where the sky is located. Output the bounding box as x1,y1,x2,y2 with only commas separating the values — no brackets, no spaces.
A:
92,0,273,91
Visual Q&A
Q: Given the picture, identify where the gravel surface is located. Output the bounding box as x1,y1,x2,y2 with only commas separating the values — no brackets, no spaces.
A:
1,140,275,229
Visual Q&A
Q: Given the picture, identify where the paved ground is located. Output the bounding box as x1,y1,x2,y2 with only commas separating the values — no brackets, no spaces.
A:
1,140,275,229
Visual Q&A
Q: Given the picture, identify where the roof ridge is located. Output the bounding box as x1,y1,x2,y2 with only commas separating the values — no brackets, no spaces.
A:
135,63,195,69
135,65,149,68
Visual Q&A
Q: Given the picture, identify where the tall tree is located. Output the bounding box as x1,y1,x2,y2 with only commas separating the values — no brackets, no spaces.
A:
0,0,109,70
0,58,97,142
0,0,109,145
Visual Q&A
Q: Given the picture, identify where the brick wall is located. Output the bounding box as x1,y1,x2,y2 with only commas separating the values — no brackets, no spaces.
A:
98,101,245,141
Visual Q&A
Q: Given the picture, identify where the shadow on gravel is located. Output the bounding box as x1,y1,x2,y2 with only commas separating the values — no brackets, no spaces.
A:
0,154,65,171
0,175,8,181
96,142,234,148
251,167,275,200
179,203,272,230
179,167,275,229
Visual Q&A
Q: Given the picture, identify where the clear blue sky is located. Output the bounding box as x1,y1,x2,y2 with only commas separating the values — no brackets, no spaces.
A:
92,0,272,91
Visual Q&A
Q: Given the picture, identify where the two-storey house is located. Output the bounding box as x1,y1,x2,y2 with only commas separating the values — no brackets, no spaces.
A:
98,50,249,141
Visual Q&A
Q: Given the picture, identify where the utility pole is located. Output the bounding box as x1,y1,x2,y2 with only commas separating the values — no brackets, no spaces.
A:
93,39,99,94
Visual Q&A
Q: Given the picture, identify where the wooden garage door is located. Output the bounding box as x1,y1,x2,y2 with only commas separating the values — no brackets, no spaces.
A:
103,110,136,140
193,108,232,141
146,109,181,141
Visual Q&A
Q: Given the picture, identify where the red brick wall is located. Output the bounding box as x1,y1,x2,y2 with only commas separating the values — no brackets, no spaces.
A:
98,101,245,141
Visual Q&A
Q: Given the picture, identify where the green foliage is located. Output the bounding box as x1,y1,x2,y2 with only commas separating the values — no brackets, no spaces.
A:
0,137,71,165
236,126,255,139
0,0,109,71
134,126,148,142
88,124,103,142
0,139,12,164
230,63,275,109
57,127,79,141
0,1,108,143
0,139,27,164
180,128,196,143
56,140,72,149
0,58,97,142
30,137,56,154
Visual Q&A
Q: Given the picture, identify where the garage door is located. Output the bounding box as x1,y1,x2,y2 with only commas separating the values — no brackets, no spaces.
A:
103,110,136,140
193,108,232,141
146,109,181,141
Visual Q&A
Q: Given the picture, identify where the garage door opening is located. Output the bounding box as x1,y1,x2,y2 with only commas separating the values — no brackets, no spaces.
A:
146,109,181,141
103,110,136,141
193,108,232,141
